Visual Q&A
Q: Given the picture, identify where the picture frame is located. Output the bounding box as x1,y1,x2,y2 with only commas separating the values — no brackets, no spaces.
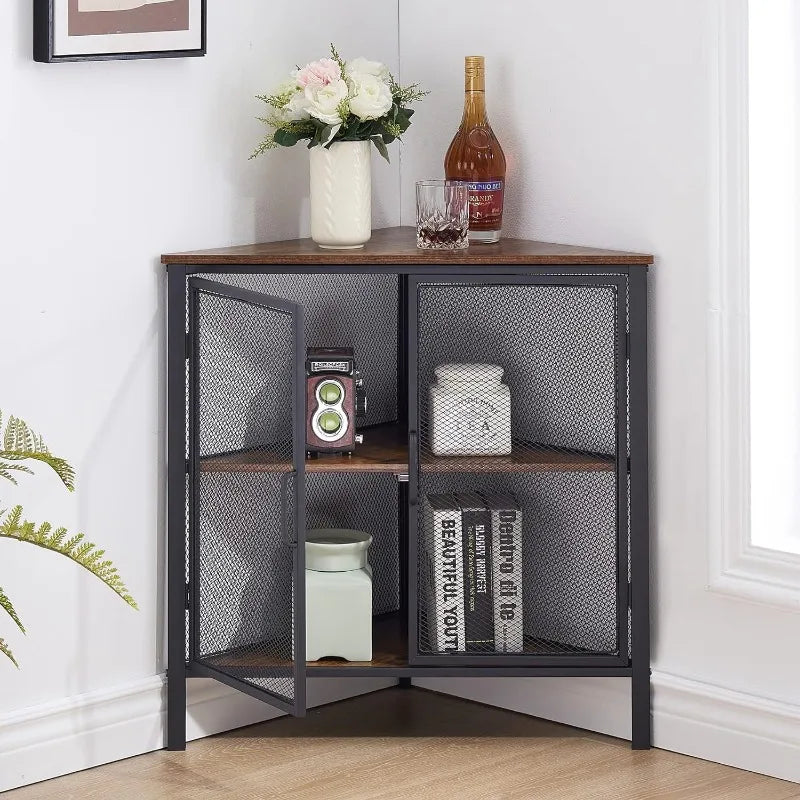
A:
33,0,206,63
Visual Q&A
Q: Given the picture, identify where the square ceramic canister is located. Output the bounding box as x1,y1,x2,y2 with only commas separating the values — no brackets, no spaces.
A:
429,363,512,456
305,529,373,662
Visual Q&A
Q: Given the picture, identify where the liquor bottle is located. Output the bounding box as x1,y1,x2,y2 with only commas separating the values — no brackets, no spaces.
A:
444,56,507,243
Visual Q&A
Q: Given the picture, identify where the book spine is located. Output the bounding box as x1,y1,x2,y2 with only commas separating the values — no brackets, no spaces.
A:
429,502,464,652
462,507,494,651
492,503,523,653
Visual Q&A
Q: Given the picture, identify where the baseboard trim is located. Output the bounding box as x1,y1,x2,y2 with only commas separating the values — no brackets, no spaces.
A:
413,670,800,783
0,674,394,793
653,670,800,783
4,668,797,791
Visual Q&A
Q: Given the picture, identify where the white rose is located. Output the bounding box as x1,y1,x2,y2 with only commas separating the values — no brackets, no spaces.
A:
304,78,348,125
348,73,393,121
345,57,390,82
283,90,309,121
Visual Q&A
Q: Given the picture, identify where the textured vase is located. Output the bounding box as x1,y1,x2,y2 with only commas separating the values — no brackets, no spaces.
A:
310,140,372,249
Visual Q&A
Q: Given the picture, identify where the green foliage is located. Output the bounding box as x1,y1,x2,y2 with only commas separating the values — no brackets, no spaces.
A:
0,410,137,667
251,43,427,163
1,506,138,611
0,637,17,668
0,586,24,634
388,74,429,105
329,42,346,73
0,411,75,491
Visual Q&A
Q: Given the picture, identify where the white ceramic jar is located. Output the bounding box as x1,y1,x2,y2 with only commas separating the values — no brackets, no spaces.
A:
309,141,372,249
305,529,373,661
429,363,512,456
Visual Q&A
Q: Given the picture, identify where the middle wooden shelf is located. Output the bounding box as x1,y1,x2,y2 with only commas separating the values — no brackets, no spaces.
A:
198,422,616,476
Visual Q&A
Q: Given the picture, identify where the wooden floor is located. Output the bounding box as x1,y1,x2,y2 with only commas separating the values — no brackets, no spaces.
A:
7,687,798,800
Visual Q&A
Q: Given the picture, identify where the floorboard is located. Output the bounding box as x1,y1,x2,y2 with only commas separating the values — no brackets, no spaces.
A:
6,687,798,800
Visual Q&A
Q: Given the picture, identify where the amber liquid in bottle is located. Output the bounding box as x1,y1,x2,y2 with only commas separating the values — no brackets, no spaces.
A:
444,56,507,243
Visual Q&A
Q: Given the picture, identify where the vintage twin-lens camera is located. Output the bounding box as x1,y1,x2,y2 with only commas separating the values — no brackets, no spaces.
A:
306,347,367,454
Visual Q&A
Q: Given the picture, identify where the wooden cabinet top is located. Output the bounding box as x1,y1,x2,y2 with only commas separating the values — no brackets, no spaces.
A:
162,226,653,267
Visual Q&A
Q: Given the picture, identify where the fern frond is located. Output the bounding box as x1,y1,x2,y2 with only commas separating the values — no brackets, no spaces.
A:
0,506,138,610
0,461,33,485
0,637,18,668
0,411,75,491
0,586,24,633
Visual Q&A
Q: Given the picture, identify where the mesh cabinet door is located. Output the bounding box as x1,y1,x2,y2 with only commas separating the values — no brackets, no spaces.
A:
408,275,629,667
187,278,306,715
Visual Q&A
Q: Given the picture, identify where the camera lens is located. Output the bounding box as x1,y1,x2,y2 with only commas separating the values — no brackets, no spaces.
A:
319,381,342,404
318,410,342,434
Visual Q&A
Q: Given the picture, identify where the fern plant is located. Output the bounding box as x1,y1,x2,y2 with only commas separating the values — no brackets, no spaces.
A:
0,411,137,667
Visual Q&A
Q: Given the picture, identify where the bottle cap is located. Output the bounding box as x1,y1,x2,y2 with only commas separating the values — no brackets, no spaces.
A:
465,55,485,92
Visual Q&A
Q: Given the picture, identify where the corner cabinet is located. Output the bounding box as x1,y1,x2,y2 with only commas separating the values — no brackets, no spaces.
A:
163,227,653,750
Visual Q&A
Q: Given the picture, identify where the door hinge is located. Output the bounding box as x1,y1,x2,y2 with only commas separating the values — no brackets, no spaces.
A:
627,581,632,609
625,331,631,359
185,331,190,360
185,458,190,474
185,582,190,610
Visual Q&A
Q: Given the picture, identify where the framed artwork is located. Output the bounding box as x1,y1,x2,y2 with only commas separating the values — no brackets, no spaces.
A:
33,0,206,62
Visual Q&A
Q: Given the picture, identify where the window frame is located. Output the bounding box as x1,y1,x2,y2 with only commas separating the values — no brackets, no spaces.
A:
708,0,800,611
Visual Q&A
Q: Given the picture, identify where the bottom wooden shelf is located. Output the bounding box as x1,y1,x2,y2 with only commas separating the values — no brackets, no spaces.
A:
197,612,625,678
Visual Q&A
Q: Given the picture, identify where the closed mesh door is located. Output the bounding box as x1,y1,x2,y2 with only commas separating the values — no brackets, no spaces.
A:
188,278,305,714
411,277,628,665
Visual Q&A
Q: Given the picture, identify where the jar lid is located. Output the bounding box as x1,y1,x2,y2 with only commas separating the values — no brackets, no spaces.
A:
434,363,505,383
306,529,372,572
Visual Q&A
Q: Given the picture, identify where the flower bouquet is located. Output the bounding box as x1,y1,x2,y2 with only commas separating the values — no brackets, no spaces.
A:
251,43,426,162
251,45,427,249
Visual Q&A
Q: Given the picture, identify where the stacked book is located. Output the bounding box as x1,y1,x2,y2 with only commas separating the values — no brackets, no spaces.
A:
422,492,523,653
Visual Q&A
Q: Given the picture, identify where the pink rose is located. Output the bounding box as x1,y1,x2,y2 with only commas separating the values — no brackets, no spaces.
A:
296,58,342,88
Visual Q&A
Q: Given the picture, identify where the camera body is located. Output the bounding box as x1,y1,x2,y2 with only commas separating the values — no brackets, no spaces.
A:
305,347,366,454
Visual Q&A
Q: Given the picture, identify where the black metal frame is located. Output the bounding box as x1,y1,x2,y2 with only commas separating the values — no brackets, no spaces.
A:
33,0,207,63
165,261,650,751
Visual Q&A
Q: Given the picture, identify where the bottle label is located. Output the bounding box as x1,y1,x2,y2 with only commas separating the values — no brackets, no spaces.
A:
468,180,504,228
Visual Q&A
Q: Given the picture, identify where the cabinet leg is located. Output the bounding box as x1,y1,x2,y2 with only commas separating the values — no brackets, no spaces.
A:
629,267,651,751
631,665,651,749
166,668,187,751
166,265,187,752
397,677,412,689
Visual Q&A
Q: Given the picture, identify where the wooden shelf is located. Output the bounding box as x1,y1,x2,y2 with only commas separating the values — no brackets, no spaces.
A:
207,613,407,672
420,446,614,474
163,226,653,267
200,612,616,678
199,423,408,475
198,423,615,476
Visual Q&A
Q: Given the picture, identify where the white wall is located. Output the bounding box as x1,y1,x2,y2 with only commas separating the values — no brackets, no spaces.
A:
0,0,398,790
400,0,800,783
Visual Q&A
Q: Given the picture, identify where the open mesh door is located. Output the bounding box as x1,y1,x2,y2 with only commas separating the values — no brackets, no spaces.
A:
187,278,305,715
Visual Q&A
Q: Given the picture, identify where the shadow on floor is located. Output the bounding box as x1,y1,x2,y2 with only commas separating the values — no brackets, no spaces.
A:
225,685,604,741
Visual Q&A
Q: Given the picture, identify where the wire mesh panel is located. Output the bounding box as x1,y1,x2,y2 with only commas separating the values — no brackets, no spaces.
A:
411,277,627,665
306,473,399,616
188,279,304,712
196,272,399,427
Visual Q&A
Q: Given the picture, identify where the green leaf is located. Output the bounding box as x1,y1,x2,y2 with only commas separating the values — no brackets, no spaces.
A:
0,506,138,610
371,135,390,163
0,637,18,668
320,124,336,147
0,411,75,491
273,128,301,147
0,586,24,633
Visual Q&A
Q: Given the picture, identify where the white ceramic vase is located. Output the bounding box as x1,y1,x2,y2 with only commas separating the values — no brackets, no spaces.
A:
309,140,372,249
